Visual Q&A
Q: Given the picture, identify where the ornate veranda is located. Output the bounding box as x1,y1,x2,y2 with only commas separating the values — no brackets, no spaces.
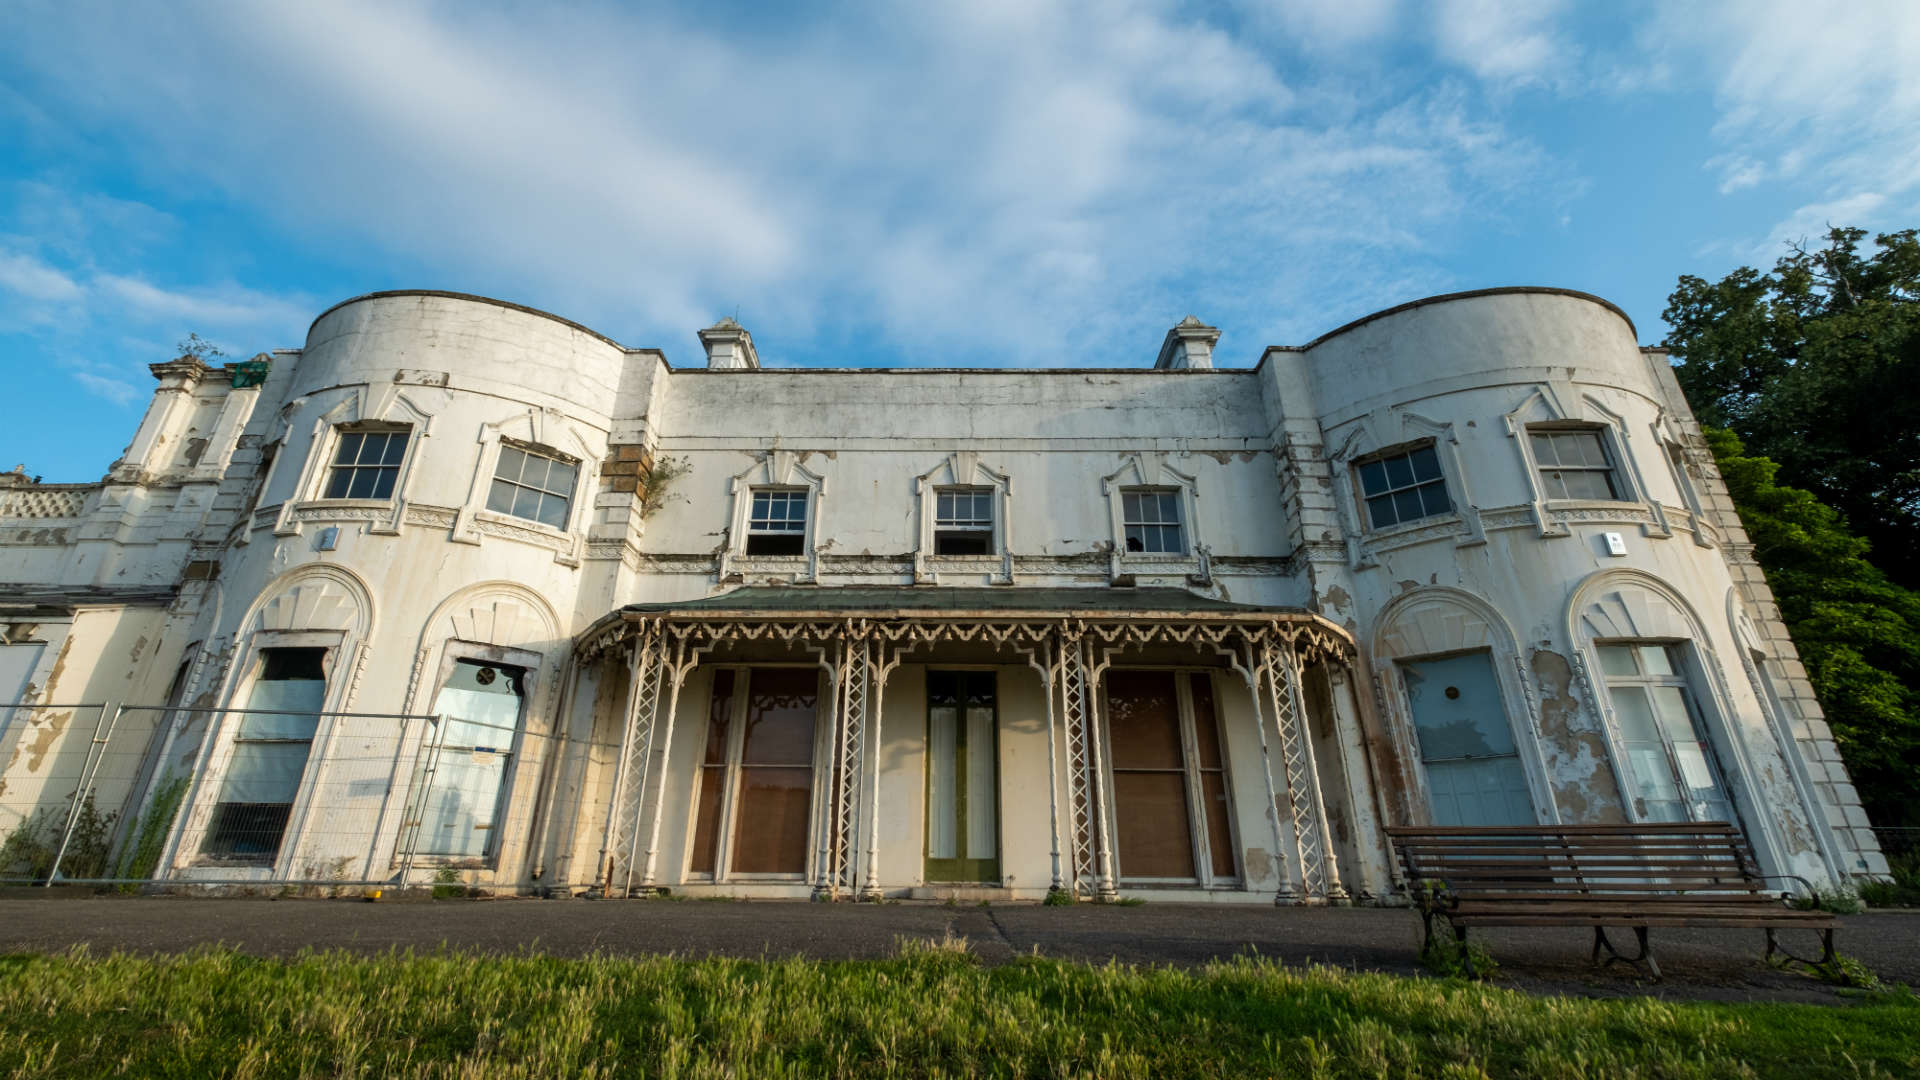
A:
571,588,1368,904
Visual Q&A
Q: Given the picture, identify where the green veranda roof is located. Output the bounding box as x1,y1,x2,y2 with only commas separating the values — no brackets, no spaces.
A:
620,585,1305,619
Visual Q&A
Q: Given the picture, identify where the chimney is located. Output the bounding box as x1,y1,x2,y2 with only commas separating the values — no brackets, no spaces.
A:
699,317,760,369
1154,315,1220,370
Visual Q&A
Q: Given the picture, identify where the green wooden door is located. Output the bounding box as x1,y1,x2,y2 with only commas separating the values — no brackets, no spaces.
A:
924,671,999,883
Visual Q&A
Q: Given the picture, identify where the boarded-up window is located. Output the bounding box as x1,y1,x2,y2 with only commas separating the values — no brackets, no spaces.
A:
1105,669,1235,883
689,668,818,877
688,671,735,875
1188,673,1236,880
1401,652,1535,826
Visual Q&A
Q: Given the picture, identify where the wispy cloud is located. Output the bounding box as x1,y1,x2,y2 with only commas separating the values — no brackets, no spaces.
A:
69,370,138,406
0,249,82,303
0,0,1572,362
1656,0,1920,252
1430,0,1571,89
93,275,311,334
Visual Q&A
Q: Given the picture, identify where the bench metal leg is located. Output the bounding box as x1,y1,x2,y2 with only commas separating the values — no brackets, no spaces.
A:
1593,926,1660,980
1765,927,1838,972
1455,923,1476,979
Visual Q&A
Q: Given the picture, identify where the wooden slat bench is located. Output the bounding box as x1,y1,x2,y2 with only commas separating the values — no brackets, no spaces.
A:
1385,823,1836,979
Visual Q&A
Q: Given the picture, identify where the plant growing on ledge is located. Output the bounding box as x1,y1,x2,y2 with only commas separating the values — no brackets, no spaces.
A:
639,454,690,519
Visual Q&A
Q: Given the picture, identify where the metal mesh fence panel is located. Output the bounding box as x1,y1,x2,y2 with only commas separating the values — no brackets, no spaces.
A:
1,700,620,893
0,703,115,883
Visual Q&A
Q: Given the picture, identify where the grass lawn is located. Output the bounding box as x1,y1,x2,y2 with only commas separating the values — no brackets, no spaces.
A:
0,939,1913,1078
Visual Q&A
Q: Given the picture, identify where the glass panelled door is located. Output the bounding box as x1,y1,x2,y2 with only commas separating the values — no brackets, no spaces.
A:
925,671,999,883
1401,652,1536,826
419,660,525,857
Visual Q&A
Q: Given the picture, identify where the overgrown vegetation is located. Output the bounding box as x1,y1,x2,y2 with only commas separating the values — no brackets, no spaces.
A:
1701,427,1920,834
637,454,690,519
112,775,188,888
0,794,117,882
0,946,1912,1078
1859,852,1920,908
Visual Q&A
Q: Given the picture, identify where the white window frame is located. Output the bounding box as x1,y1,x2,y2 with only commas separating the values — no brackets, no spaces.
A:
319,425,413,502
1504,385,1672,540
1526,423,1625,502
1593,640,1737,825
451,410,599,566
1328,412,1487,566
1101,453,1206,584
1352,439,1454,531
273,386,439,538
1095,667,1240,888
683,664,828,883
913,451,1013,584
721,451,826,584
400,642,541,867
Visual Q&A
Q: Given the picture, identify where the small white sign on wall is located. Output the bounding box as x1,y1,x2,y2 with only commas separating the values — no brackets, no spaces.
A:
1603,531,1628,557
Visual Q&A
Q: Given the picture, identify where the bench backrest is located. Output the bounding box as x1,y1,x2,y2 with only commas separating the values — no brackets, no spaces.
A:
1384,823,1769,901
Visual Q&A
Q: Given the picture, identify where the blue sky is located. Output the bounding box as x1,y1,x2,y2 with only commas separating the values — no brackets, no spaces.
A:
2,0,1916,481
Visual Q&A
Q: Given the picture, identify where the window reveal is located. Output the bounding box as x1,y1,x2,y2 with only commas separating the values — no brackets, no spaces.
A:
689,668,819,877
204,647,327,860
323,428,409,500
1597,643,1734,824
1104,670,1235,882
1400,652,1535,826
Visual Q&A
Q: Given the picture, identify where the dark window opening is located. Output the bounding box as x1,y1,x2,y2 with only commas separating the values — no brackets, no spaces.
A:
745,489,807,556
203,646,327,862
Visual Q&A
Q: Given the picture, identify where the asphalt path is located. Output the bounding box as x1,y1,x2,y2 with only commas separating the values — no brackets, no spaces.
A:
0,892,1912,1004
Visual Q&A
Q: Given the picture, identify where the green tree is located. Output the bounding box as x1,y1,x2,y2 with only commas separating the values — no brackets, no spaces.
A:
1706,427,1920,833
1664,227,1920,588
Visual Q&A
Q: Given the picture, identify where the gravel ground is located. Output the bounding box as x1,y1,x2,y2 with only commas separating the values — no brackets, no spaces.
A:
0,892,1910,1005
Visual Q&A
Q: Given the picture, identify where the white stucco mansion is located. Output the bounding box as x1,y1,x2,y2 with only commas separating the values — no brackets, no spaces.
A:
0,287,1887,901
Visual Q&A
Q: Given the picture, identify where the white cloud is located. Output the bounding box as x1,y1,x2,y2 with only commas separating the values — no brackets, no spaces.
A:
1658,1,1920,239
70,370,139,406
1431,0,1570,88
93,275,311,335
1763,193,1889,256
1707,154,1767,195
0,249,82,303
0,0,1571,361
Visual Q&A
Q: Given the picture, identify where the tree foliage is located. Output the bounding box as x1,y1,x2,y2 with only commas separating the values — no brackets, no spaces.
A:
1705,427,1920,833
1664,227,1920,588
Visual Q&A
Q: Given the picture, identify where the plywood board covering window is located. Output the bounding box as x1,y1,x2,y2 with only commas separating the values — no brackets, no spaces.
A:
1104,670,1236,883
1400,652,1535,826
690,667,819,878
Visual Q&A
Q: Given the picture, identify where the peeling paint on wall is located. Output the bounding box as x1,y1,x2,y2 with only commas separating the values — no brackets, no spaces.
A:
1528,648,1625,822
